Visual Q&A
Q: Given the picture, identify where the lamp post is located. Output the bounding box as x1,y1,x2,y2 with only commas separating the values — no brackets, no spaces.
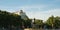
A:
34,18,35,24
33,18,35,29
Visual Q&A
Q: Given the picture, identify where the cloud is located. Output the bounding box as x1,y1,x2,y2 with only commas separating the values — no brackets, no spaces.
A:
0,4,60,22
18,5,47,11
16,5,60,22
25,8,60,22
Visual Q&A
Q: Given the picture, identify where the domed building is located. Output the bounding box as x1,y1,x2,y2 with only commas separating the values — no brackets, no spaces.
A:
19,10,29,20
13,10,29,20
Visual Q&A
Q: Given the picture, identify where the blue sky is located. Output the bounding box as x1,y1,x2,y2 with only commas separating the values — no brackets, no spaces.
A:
0,0,60,21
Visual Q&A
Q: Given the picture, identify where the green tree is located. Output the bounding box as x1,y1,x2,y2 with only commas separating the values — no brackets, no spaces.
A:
55,16,60,28
24,19,32,28
0,10,23,28
46,15,55,28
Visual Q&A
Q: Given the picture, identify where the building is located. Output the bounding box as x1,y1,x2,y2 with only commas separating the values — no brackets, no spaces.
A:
31,18,43,28
13,10,29,20
19,10,29,20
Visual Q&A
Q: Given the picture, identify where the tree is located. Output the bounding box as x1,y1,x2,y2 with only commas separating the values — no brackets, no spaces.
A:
55,16,60,28
46,15,55,28
0,10,23,28
23,19,32,28
46,15,60,29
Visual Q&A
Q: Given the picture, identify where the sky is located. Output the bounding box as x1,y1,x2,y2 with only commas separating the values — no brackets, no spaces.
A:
0,0,60,21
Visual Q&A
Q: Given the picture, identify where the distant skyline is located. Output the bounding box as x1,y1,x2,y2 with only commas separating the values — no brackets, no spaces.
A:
0,0,60,21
